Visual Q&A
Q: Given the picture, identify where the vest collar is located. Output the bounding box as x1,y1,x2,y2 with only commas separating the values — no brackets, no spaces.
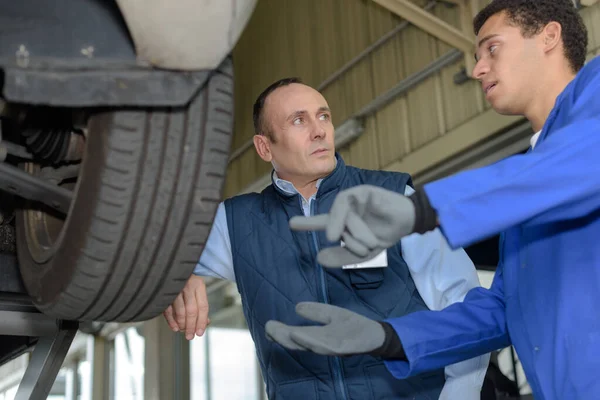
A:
270,153,345,199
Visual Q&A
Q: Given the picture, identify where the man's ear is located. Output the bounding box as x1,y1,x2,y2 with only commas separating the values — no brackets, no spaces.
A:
542,21,562,53
254,134,273,162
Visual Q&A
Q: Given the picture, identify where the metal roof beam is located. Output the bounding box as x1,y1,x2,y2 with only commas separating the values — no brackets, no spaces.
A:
372,0,475,54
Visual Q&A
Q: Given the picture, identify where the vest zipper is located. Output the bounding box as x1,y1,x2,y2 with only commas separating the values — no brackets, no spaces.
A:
307,198,349,400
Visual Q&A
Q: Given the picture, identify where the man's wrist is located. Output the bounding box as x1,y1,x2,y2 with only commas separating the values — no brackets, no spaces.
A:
369,322,407,360
409,189,438,234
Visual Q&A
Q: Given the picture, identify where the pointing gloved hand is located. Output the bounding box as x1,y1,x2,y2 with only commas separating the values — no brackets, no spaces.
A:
289,185,419,267
265,302,405,359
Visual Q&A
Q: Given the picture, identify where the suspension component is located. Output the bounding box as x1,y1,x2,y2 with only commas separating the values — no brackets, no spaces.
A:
0,162,73,214
21,127,85,164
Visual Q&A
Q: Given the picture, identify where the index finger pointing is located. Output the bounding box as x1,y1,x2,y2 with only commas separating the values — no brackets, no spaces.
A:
289,214,329,231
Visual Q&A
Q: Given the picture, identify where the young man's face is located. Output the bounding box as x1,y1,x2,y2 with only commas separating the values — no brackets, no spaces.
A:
258,83,336,182
472,11,544,116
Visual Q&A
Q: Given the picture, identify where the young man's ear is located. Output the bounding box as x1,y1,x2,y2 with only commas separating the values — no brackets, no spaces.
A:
254,134,273,162
542,21,562,53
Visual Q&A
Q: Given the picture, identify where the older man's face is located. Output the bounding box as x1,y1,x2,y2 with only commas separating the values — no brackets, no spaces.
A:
261,83,336,182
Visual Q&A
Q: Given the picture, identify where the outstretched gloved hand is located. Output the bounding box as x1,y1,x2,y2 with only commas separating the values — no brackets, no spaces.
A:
290,185,417,267
265,302,388,356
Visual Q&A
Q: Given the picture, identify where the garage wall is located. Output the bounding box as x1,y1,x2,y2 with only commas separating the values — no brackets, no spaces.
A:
582,2,600,58
225,0,600,197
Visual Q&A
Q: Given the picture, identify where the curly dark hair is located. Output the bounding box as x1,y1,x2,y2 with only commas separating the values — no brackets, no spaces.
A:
473,0,588,72
252,77,303,142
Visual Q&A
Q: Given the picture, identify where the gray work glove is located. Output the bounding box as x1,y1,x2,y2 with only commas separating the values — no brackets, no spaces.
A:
290,184,416,267
265,302,386,356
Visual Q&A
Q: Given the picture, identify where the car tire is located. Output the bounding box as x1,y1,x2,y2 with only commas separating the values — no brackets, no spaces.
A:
15,58,233,322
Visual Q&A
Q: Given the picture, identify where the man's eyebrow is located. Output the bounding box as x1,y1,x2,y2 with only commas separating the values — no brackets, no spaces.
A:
477,33,500,49
287,110,308,120
287,107,331,120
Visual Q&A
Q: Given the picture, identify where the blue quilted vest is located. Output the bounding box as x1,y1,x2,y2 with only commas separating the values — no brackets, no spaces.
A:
225,155,445,399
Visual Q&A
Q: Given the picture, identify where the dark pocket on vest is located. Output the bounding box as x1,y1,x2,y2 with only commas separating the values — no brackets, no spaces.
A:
348,268,384,290
364,363,444,400
275,377,319,400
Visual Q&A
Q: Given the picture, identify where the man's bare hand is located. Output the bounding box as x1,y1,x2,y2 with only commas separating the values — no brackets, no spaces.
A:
163,275,210,340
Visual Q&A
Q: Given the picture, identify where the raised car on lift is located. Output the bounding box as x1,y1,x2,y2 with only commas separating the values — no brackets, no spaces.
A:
0,0,256,397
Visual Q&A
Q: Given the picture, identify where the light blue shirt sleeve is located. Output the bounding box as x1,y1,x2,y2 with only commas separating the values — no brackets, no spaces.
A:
193,202,235,282
402,186,489,400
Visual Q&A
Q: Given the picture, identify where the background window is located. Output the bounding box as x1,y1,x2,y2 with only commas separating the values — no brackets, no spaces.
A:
113,327,144,400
